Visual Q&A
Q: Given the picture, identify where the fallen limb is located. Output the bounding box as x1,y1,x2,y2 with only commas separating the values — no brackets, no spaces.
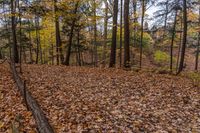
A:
0,58,7,64
9,61,54,133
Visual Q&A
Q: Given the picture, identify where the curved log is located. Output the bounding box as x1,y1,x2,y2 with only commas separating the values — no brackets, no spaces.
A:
0,58,7,64
9,61,54,133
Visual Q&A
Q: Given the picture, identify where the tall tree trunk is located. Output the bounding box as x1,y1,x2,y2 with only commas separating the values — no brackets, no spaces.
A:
39,34,43,64
35,15,40,64
176,13,183,72
38,23,43,64
23,48,27,63
124,0,130,67
170,10,178,72
77,29,81,66
0,48,2,59
28,20,33,63
195,7,200,71
102,0,108,67
51,43,54,65
43,49,46,64
64,2,79,66
54,0,64,65
3,2,11,58
177,0,187,74
109,0,118,67
119,0,123,67
195,33,200,71
163,0,169,39
139,0,145,68
133,0,137,47
18,0,22,72
93,0,98,67
11,0,19,63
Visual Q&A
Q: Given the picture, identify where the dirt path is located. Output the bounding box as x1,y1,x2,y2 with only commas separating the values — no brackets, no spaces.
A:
22,64,200,132
0,63,36,132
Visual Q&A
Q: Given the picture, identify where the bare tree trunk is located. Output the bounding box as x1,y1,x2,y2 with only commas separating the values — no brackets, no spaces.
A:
18,0,22,72
28,20,33,63
177,0,187,74
11,0,19,63
119,0,123,67
80,51,84,66
23,48,27,63
133,0,137,47
64,2,79,66
195,7,200,71
76,48,79,66
109,0,118,67
124,0,130,68
54,0,59,65
3,2,11,58
43,49,46,64
54,0,64,65
93,0,98,67
195,34,200,71
51,43,54,65
139,0,145,68
163,0,169,39
39,33,43,64
102,0,108,67
35,15,40,64
176,14,183,72
77,29,81,66
170,10,178,72
0,48,2,59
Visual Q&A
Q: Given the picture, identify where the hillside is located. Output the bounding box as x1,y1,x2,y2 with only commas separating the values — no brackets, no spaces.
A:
1,63,200,132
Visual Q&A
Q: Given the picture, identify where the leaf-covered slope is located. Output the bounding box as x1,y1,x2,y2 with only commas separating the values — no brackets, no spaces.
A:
21,65,200,132
0,64,36,132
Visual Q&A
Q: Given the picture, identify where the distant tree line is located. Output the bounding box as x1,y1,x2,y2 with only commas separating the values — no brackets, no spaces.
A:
0,0,199,74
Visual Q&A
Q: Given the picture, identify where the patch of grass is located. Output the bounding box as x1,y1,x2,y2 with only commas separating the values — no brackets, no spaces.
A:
154,50,176,65
154,50,170,64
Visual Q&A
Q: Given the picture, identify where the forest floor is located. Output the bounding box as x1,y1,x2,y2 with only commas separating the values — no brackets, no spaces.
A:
1,63,200,132
0,63,36,133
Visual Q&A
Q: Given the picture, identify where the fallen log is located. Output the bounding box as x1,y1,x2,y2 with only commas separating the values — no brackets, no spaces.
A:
0,58,7,64
9,61,54,133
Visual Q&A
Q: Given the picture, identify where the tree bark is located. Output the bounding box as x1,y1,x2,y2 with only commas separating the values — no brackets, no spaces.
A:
39,30,43,64
119,0,123,67
35,15,40,64
195,7,200,71
0,48,2,59
102,0,108,67
133,0,137,47
163,0,169,39
54,0,64,65
64,2,79,66
170,10,178,72
139,0,145,68
77,29,81,66
176,13,183,72
11,0,19,63
195,33,200,71
177,0,187,74
124,0,130,68
93,0,98,67
109,0,118,67
18,0,22,72
28,20,33,63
